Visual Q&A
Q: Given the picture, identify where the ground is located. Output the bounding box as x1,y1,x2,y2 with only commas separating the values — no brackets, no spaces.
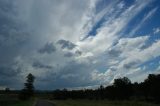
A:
1,94,160,106
35,99,54,106
0,94,34,106
53,99,160,106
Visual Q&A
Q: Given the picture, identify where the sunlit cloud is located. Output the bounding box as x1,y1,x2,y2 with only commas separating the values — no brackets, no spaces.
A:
0,0,160,90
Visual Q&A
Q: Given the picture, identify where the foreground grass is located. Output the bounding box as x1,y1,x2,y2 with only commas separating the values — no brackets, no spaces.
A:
0,99,34,106
12,99,35,106
53,99,160,106
0,94,35,106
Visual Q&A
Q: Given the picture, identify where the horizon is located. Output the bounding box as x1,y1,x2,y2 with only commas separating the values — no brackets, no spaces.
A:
0,0,160,90
0,73,157,91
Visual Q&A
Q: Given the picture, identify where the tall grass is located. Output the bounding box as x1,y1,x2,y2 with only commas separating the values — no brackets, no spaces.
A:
54,99,160,106
0,94,34,106
12,99,34,106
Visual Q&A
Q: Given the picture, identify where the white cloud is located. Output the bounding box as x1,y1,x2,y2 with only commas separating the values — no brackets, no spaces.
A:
77,0,152,56
153,27,160,34
15,0,158,89
129,7,158,36
1,0,159,89
90,35,160,84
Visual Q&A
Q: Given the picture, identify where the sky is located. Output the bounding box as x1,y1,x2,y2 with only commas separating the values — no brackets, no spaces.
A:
0,0,160,90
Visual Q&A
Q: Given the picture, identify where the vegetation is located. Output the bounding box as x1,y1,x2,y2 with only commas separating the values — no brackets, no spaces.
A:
0,74,35,106
54,99,160,106
12,99,34,106
53,74,160,103
19,73,35,100
1,73,160,106
0,94,34,106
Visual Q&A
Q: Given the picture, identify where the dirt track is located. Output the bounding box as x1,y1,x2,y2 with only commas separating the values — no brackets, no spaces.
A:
35,99,54,106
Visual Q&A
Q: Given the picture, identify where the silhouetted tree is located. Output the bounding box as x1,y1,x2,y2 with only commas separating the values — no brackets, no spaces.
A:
19,73,35,100
5,87,10,92
113,77,133,100
97,85,105,99
24,73,35,96
52,74,160,103
143,74,160,102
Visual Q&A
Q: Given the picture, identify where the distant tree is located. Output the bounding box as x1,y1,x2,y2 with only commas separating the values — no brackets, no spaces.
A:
143,74,160,102
24,73,35,96
98,85,105,99
5,87,10,92
52,74,160,103
19,73,35,100
5,87,10,94
113,77,133,100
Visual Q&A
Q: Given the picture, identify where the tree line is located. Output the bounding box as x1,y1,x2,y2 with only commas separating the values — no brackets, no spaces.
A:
1,73,160,103
53,74,160,103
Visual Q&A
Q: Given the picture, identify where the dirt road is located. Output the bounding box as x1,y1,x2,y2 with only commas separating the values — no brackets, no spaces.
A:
35,99,54,106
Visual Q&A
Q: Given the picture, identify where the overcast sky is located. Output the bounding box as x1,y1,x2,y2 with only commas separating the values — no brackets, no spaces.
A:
0,0,160,90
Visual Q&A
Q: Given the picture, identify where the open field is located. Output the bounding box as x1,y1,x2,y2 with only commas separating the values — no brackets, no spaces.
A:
0,94,34,106
53,99,160,106
12,99,34,106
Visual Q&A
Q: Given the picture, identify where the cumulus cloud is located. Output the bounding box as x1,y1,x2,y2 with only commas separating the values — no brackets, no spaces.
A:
0,65,23,89
153,27,160,34
0,0,30,46
0,0,159,89
32,61,53,69
57,39,76,50
38,42,56,54
92,36,160,83
64,52,74,57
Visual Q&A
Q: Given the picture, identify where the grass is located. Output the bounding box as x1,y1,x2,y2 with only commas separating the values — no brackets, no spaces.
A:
53,99,160,106
0,94,35,106
12,99,35,106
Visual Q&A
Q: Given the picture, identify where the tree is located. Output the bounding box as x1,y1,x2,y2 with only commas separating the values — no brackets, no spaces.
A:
143,74,160,102
113,77,133,100
19,73,35,100
5,87,10,92
24,73,35,96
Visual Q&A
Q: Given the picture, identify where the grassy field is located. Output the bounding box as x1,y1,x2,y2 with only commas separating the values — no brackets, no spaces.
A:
0,99,34,106
12,99,34,106
53,99,160,106
0,94,34,106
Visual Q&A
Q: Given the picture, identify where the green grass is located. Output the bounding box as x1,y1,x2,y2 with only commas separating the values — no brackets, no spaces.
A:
0,94,35,106
53,99,160,106
12,99,35,106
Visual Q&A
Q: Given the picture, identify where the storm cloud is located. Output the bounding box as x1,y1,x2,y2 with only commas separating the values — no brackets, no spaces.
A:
38,42,56,54
57,39,76,50
0,0,160,90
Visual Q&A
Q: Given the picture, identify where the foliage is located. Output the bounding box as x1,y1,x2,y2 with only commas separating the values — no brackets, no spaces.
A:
53,74,160,103
19,73,35,100
12,99,34,106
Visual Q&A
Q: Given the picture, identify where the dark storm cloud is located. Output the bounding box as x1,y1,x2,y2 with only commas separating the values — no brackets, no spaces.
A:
57,39,76,50
123,61,139,69
0,0,90,90
64,50,82,57
0,66,19,77
0,0,29,46
34,60,96,90
38,42,56,54
32,61,53,69
64,52,74,57
0,0,158,90
0,0,30,75
75,50,82,56
0,65,22,88
0,1,33,89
